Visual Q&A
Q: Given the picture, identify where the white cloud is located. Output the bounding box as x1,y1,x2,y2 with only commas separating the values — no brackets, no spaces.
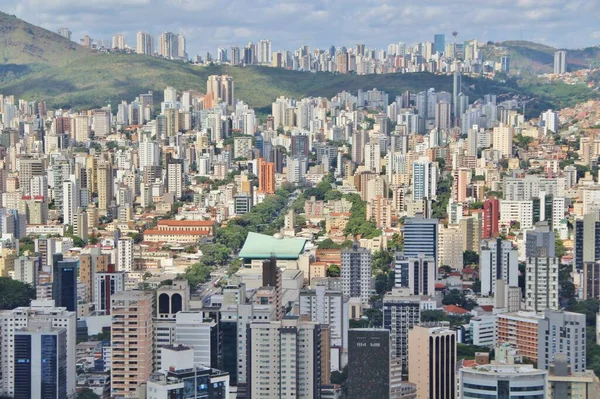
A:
3,0,598,55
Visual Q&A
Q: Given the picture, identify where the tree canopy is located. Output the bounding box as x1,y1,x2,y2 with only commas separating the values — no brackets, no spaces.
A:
0,277,35,310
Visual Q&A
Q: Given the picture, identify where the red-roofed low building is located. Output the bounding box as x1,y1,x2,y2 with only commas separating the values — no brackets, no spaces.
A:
443,305,470,315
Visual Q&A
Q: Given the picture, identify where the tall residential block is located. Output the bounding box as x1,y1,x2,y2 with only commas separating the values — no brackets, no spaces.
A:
0,300,76,398
480,238,518,296
247,317,323,398
341,243,371,304
538,310,586,373
111,290,154,397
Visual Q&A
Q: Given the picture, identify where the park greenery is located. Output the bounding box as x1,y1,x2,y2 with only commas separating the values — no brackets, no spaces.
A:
0,277,36,309
343,193,381,238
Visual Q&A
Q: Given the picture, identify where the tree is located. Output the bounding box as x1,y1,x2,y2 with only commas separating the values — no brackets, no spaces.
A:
182,262,213,287
199,243,230,267
327,264,340,277
0,277,36,310
463,250,479,267
555,237,567,259
77,388,100,399
330,365,348,385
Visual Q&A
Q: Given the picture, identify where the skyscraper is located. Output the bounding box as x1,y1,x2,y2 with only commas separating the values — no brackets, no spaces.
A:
52,255,78,312
0,300,77,398
117,236,134,272
492,124,514,158
299,285,348,371
351,129,368,165
136,31,154,55
206,75,235,107
257,158,275,194
247,317,323,398
257,39,272,64
480,238,518,296
554,50,567,74
408,324,456,399
383,290,420,379
112,34,126,50
402,215,438,261
347,329,391,399
166,157,184,199
412,158,438,200
538,310,586,372
483,198,500,239
111,290,154,397
96,160,113,215
14,322,68,399
341,243,372,304
434,34,445,54
575,213,600,270
525,256,559,312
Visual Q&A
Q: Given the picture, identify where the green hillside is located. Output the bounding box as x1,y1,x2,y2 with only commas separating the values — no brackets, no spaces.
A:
0,11,597,117
482,40,600,74
0,11,88,66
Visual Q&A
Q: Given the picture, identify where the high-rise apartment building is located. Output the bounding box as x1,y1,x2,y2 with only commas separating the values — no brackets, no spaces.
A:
483,198,500,239
383,290,421,379
112,34,126,50
299,285,349,371
480,238,518,296
257,157,275,194
0,300,76,398
111,290,154,398
96,160,113,215
166,157,183,199
117,236,134,272
351,129,368,165
95,266,125,315
492,124,514,158
257,39,272,64
408,324,456,399
347,329,391,399
220,303,277,386
412,158,438,200
247,317,323,398
394,253,435,295
341,243,371,304
554,50,567,74
525,256,559,312
538,310,586,373
575,213,600,270
57,28,71,40
136,31,154,55
583,261,600,299
206,75,235,107
158,32,181,59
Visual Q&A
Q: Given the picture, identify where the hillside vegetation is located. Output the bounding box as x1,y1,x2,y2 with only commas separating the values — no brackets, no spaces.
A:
0,11,597,116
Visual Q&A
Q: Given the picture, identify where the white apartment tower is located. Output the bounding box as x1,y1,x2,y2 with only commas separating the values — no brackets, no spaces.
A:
0,300,77,398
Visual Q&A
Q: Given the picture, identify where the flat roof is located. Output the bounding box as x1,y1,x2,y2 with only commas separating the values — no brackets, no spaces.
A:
238,232,307,260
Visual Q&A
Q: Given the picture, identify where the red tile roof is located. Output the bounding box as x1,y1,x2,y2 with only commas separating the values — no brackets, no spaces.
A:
443,305,469,315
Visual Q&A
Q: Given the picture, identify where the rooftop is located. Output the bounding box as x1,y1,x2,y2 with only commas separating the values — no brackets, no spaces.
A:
239,232,307,260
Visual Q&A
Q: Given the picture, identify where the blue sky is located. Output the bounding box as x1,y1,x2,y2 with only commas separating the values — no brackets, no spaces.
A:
5,0,599,56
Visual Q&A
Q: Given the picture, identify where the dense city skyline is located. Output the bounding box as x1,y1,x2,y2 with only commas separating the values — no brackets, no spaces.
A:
5,1,600,56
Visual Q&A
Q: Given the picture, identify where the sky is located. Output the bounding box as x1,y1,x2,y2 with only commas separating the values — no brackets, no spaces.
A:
4,0,600,56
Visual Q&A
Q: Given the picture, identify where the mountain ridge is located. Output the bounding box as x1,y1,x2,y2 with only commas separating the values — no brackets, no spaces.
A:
0,11,597,116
